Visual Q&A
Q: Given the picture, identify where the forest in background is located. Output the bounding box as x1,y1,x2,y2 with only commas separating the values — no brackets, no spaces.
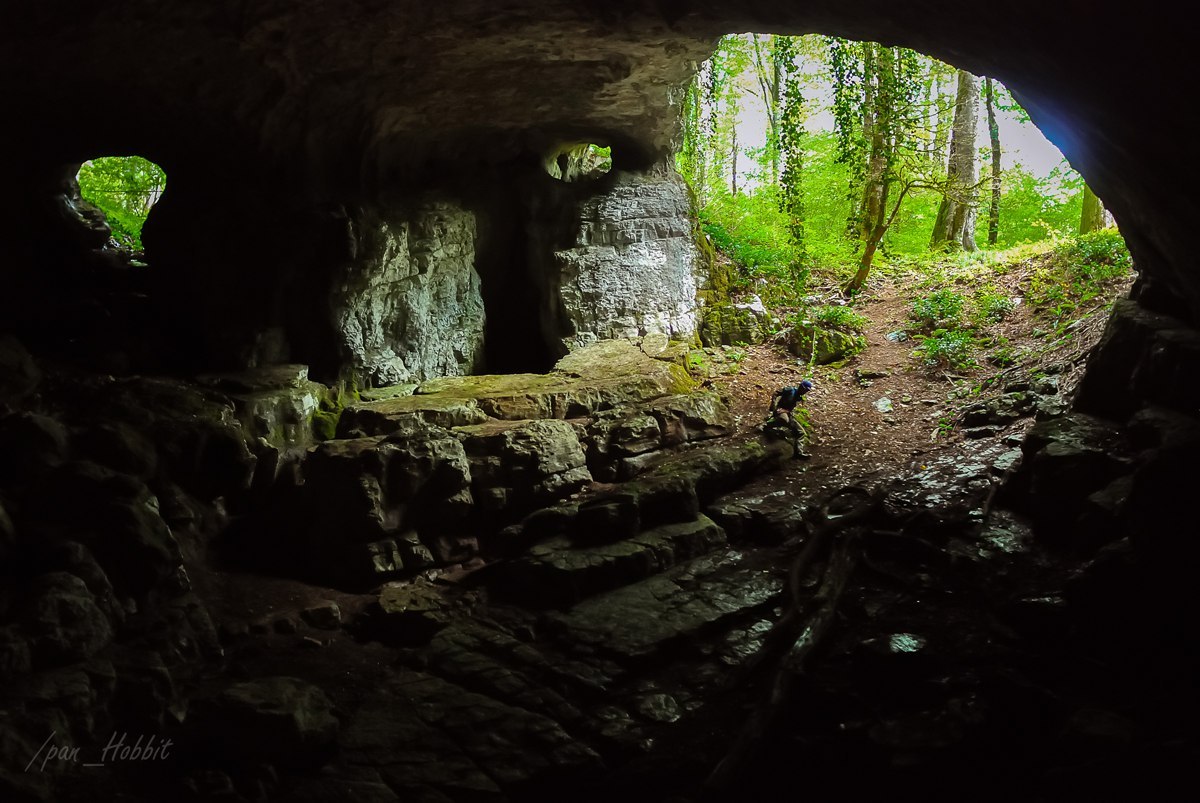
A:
678,33,1132,377
677,34,1116,301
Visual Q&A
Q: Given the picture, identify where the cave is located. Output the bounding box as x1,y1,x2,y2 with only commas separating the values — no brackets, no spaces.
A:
2,3,1198,801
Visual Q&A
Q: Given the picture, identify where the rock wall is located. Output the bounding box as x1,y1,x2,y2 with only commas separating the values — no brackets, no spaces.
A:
551,165,700,350
332,203,485,386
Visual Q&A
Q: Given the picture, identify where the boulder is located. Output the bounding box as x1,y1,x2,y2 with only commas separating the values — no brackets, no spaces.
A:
302,424,473,585
81,377,257,502
787,323,864,364
19,572,114,667
699,301,773,347
23,462,182,599
75,421,159,479
584,391,732,480
187,677,339,767
1008,414,1133,536
960,391,1036,428
456,419,591,518
1074,299,1190,418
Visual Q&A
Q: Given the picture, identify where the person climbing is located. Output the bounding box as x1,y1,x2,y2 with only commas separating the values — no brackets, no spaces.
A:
763,379,813,459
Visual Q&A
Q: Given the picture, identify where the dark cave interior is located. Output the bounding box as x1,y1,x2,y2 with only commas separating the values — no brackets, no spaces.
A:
1,2,1199,801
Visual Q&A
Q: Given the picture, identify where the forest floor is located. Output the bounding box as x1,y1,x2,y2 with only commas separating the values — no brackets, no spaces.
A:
704,266,1131,500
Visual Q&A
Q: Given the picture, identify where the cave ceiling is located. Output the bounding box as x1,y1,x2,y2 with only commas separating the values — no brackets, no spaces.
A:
5,1,1197,316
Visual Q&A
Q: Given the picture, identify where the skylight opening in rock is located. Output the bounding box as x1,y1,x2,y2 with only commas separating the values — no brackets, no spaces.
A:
546,143,613,182
75,154,166,252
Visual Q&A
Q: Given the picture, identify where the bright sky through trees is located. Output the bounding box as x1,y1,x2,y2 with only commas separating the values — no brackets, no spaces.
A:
729,42,1071,191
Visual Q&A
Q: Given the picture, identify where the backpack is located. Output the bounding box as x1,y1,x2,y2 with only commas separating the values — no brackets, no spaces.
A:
777,386,799,408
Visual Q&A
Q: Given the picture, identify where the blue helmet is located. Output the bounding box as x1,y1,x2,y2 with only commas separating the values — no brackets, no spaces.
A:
799,379,814,392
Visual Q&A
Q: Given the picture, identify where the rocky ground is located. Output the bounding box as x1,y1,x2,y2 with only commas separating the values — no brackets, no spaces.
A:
163,277,1148,801
706,273,1112,497
11,267,1193,803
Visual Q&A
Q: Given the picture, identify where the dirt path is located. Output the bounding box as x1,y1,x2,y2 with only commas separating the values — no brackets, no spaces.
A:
710,278,968,497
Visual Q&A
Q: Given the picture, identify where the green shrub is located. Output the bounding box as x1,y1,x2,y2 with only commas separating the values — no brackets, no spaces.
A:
813,305,868,332
1026,229,1134,326
973,289,1016,323
1064,229,1133,278
910,289,965,331
915,328,975,371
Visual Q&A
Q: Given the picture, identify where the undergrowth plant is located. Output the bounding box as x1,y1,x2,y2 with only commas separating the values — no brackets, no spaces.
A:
915,329,976,371
812,305,868,332
1026,229,1133,328
910,288,965,331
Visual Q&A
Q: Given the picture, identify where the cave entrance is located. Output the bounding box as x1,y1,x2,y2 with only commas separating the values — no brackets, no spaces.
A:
545,142,613,182
76,154,166,254
687,32,1133,437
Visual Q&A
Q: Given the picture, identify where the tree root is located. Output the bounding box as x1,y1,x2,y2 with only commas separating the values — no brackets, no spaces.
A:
702,486,878,796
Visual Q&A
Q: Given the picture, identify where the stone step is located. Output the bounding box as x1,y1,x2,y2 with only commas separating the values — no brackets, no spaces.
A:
707,486,812,545
489,515,728,607
489,437,791,560
541,548,784,661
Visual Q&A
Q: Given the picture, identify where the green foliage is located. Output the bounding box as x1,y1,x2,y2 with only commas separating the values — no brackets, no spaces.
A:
1062,229,1134,277
910,288,965,331
699,190,808,305
915,328,976,370
972,288,1016,323
812,304,868,332
76,155,166,250
987,343,1020,367
679,33,1098,317
1027,229,1133,325
588,144,612,172
979,164,1082,246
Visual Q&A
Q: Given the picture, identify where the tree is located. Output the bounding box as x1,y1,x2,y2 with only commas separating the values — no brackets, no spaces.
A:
984,77,1003,245
929,69,981,252
76,155,166,249
1079,184,1107,233
750,34,783,184
828,38,925,292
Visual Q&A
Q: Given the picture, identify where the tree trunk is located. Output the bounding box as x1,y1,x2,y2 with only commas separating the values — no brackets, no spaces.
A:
845,181,910,294
731,122,738,194
933,70,952,174
985,77,1002,245
858,44,887,242
752,34,782,185
1080,184,1106,234
930,69,980,252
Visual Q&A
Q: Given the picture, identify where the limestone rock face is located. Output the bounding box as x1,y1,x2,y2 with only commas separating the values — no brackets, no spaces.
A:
700,301,775,347
553,165,701,349
457,419,591,516
302,424,474,586
333,203,485,386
